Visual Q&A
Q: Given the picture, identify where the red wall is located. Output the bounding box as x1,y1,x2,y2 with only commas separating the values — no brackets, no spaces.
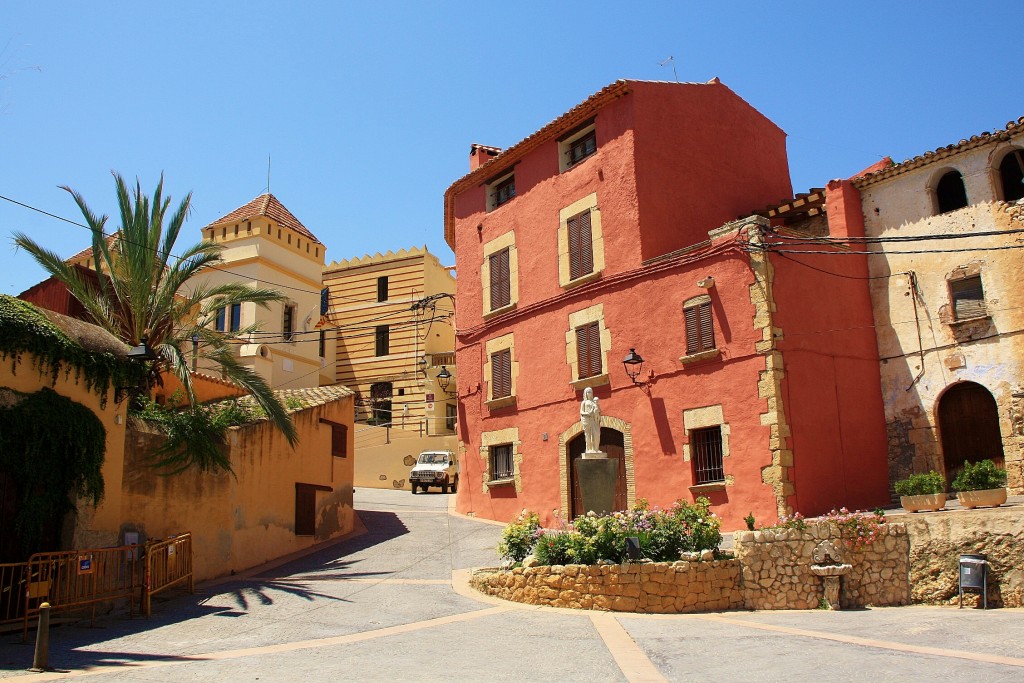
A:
630,81,793,261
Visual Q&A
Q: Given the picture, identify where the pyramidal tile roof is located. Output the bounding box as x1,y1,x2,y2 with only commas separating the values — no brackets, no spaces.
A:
206,193,321,244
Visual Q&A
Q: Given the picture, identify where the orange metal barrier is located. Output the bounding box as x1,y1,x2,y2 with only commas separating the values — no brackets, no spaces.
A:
143,533,193,616
0,562,28,625
23,545,141,640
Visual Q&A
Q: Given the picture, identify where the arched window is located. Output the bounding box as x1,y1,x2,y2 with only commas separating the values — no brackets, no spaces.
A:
998,149,1024,203
935,170,969,214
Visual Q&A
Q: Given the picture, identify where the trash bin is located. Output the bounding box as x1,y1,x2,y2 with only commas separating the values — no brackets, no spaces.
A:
959,554,988,609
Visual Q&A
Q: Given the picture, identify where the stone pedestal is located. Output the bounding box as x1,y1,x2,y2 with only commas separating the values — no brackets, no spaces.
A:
575,451,618,515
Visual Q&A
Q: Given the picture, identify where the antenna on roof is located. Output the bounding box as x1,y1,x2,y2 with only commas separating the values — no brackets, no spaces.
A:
267,154,271,195
658,55,679,83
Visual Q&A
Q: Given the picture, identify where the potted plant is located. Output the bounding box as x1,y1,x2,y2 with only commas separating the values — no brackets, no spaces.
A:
893,471,946,512
951,459,1008,509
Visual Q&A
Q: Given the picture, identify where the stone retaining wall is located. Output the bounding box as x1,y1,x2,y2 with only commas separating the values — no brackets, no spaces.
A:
472,560,744,614
734,523,910,610
473,522,911,613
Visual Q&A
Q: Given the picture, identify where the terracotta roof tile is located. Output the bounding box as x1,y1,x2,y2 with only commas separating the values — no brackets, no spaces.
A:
212,384,354,426
206,194,321,244
854,116,1024,188
66,233,119,264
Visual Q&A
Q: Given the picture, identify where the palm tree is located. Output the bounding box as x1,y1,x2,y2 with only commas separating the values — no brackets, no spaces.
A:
13,172,298,453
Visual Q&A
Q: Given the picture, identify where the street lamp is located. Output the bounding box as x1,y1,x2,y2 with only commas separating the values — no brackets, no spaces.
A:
622,348,645,385
436,366,457,397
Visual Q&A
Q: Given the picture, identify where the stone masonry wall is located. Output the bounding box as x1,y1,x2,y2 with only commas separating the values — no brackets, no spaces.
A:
733,523,910,610
471,560,744,614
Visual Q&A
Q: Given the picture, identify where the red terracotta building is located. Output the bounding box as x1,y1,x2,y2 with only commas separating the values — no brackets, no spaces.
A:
443,79,890,529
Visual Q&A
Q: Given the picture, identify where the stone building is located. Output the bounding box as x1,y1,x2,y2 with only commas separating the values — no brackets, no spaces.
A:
443,79,891,529
197,194,333,388
843,117,1024,493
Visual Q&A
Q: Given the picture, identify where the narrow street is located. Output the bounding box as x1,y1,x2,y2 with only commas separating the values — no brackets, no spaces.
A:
1,489,1023,682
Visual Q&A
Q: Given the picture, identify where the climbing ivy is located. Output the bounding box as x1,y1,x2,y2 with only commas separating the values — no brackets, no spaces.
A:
0,387,106,554
0,295,142,406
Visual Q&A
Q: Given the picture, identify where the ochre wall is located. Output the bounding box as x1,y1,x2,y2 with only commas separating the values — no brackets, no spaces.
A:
119,395,355,581
353,425,457,490
0,354,128,547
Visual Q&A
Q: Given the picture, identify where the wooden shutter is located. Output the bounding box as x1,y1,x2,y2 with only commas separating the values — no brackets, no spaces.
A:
685,302,715,354
490,248,511,310
951,276,985,320
294,484,316,536
491,348,512,399
576,322,602,379
331,424,347,458
568,211,594,280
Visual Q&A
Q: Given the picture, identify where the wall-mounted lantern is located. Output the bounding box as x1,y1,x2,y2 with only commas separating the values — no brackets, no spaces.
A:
622,348,645,385
436,366,457,397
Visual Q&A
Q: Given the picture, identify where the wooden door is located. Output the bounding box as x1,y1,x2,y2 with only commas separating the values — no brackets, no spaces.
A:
569,428,627,519
938,382,1004,485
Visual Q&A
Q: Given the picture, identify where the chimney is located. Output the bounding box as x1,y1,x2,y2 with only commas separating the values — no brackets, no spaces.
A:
469,143,501,171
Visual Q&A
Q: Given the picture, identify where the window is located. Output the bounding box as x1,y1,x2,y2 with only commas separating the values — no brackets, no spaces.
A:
493,175,515,207
491,348,512,399
229,303,241,332
950,275,986,320
283,304,296,342
445,403,457,432
215,304,241,333
215,306,226,332
691,427,725,485
377,276,388,302
369,381,393,424
567,210,594,281
489,247,511,310
576,321,602,379
319,329,326,358
490,444,514,481
330,423,347,458
294,483,330,536
935,170,968,214
567,130,597,167
375,324,390,356
684,299,715,354
998,149,1024,203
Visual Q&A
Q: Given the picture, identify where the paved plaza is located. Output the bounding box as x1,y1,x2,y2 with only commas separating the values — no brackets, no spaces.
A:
1,488,1022,682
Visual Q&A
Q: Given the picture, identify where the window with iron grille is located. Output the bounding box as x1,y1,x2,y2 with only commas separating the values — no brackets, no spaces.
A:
575,321,602,379
684,301,715,354
490,444,514,481
377,276,388,302
283,304,296,342
489,247,511,310
375,324,390,356
568,210,594,281
691,427,724,484
950,276,986,320
493,175,516,207
491,348,512,399
567,130,597,167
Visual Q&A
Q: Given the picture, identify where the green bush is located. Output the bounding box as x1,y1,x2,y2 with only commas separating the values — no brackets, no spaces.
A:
951,460,1007,492
894,471,945,496
533,530,575,565
496,510,540,562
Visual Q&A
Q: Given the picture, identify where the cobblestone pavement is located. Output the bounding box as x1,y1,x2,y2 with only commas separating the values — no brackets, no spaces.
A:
1,488,1022,682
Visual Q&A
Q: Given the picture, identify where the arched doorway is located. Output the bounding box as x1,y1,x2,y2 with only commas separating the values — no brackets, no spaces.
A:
568,428,626,518
937,382,1004,485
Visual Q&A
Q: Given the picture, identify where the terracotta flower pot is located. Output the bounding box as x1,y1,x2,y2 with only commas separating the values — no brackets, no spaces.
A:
956,488,1007,510
899,493,946,513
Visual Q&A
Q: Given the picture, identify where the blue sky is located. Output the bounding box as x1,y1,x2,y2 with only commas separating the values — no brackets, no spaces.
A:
2,1,1020,294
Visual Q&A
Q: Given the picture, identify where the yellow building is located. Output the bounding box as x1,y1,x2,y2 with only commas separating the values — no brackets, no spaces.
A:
322,247,458,487
197,194,334,388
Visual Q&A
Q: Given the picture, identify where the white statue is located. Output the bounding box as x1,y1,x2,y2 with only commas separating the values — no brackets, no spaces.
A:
580,387,601,454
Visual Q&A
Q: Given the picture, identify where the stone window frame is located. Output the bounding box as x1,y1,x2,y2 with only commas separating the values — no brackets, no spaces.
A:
479,427,522,493
484,333,519,410
565,303,611,390
558,193,605,289
928,166,970,216
682,404,732,494
481,230,519,318
941,263,990,325
680,294,720,365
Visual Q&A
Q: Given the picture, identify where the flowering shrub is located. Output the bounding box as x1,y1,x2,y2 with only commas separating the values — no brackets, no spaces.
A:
496,510,540,562
501,498,722,566
763,508,886,551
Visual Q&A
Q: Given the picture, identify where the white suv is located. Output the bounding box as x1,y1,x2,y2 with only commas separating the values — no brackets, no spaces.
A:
409,451,458,494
